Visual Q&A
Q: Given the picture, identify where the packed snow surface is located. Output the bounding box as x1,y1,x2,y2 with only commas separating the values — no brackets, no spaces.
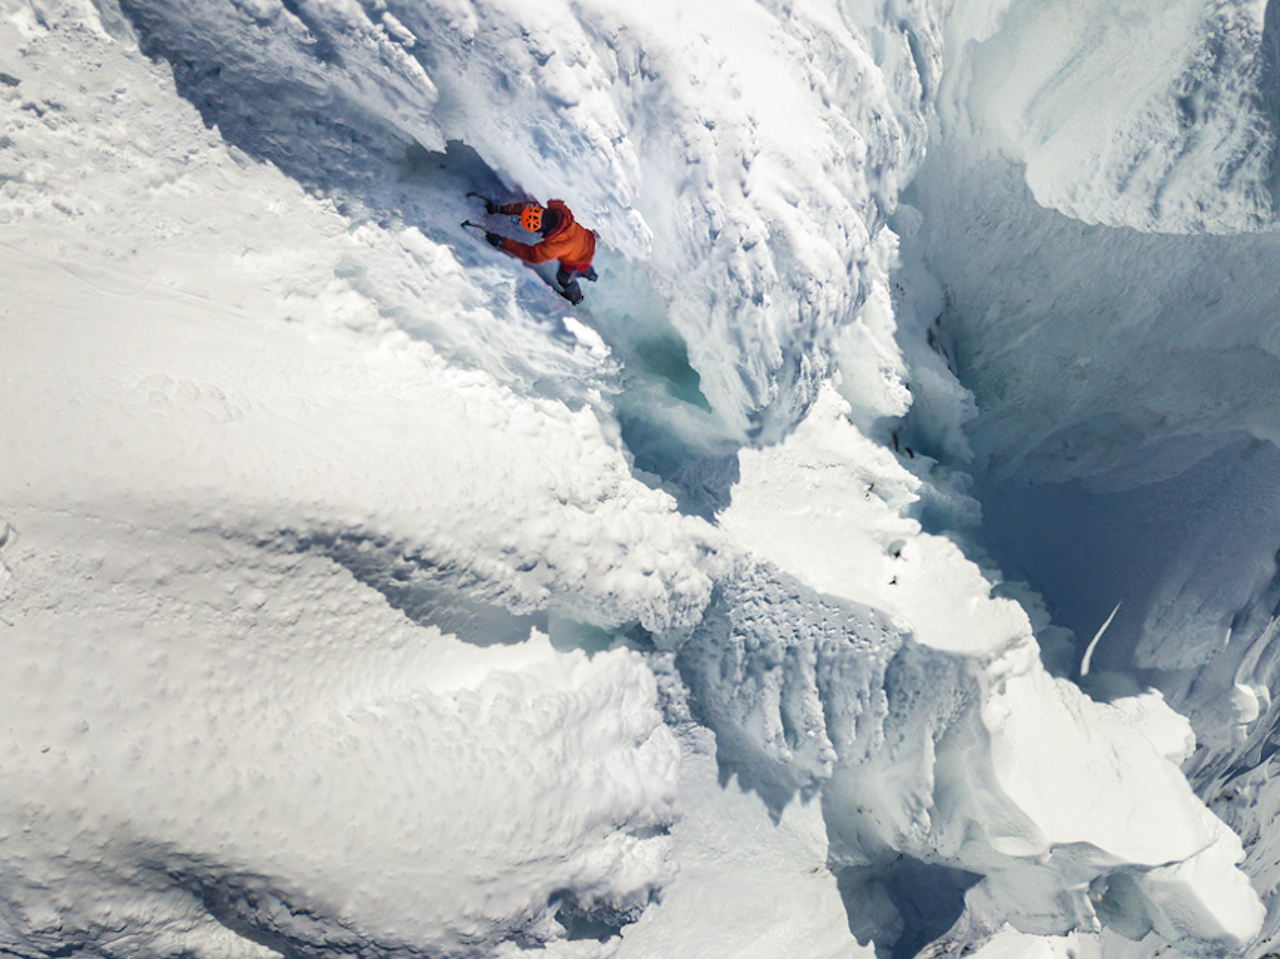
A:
2,0,1279,957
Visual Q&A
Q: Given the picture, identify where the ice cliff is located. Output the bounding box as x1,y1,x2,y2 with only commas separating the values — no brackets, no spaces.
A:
1,0,1278,957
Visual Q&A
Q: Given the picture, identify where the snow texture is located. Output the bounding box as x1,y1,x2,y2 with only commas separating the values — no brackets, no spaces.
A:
1,0,1276,957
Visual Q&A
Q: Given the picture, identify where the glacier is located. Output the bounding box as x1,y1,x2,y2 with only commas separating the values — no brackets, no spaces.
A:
2,0,1280,956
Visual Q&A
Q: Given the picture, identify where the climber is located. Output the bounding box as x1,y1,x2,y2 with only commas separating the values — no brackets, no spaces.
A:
468,194,598,305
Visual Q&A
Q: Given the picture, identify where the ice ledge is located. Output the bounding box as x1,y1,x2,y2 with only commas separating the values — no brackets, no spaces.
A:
717,385,1264,954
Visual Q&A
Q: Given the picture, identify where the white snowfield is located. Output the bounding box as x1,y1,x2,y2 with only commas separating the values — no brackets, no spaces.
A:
0,1,1275,958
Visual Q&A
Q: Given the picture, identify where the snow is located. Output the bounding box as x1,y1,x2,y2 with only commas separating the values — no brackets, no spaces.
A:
609,731,872,959
959,0,1275,234
2,514,679,954
720,385,1262,948
2,0,1278,956
900,2,1280,952
109,0,926,443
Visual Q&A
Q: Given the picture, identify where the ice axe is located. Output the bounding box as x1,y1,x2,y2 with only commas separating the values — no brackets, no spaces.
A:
466,191,500,214
462,220,504,249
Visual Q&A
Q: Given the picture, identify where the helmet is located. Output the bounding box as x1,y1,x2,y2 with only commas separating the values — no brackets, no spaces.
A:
521,205,544,233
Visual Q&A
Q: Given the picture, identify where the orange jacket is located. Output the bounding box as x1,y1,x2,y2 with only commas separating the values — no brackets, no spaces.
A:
497,200,596,272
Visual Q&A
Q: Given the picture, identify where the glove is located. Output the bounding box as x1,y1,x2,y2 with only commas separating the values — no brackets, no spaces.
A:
485,200,500,215
486,232,504,248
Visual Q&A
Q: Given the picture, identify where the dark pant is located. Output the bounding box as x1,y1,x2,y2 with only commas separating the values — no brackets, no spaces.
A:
556,265,597,305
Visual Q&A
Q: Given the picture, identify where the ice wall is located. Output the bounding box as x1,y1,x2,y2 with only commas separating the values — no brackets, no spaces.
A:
110,0,919,443
0,0,1273,957
944,0,1278,233
897,0,1280,954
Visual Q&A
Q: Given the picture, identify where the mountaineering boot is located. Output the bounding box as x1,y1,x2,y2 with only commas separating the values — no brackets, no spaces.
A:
557,282,584,306
556,266,585,305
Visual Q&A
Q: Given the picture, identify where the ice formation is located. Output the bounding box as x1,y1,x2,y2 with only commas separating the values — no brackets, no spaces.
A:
1,0,1278,957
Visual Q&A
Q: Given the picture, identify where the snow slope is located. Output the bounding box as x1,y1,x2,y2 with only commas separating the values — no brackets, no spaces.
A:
0,0,1273,957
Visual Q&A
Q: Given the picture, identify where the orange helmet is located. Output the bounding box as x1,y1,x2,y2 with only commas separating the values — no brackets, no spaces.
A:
521,205,544,233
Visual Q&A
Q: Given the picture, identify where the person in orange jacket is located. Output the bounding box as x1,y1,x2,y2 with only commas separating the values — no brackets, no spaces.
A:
480,197,598,305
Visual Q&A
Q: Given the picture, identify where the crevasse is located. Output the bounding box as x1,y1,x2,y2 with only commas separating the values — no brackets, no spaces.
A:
0,0,1276,957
